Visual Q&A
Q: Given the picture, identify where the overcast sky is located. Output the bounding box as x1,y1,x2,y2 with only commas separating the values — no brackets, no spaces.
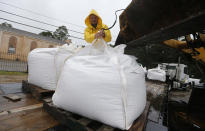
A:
0,0,132,45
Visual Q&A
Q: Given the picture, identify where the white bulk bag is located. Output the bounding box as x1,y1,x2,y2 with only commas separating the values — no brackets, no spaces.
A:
147,67,166,82
28,44,79,90
52,39,146,130
188,78,200,85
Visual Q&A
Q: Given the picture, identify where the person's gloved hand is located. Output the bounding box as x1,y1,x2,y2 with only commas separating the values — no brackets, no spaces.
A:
95,29,105,39
99,29,105,38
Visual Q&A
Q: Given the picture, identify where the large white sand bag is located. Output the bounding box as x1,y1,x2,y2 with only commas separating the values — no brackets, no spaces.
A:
28,44,79,90
147,67,166,82
52,39,146,130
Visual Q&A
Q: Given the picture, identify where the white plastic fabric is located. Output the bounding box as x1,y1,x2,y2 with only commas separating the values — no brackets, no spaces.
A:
188,78,200,85
142,66,147,75
147,67,166,82
28,44,80,90
52,39,146,130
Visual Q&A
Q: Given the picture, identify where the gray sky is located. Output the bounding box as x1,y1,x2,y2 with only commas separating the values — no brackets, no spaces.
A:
0,0,132,45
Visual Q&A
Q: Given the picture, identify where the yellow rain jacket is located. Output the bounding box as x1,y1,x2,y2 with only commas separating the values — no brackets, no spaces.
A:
84,9,111,43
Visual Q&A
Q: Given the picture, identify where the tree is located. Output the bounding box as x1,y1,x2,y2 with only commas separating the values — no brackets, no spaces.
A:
39,31,53,38
38,26,69,41
53,26,69,41
0,22,12,27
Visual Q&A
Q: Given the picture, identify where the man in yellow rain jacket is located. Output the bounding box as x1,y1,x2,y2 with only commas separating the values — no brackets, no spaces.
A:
84,9,111,43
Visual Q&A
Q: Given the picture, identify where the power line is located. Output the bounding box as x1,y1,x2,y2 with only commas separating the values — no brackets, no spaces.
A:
0,17,50,32
0,1,85,29
0,17,85,41
0,2,120,38
0,2,119,41
0,18,115,43
0,9,84,35
0,9,117,40
69,35,84,40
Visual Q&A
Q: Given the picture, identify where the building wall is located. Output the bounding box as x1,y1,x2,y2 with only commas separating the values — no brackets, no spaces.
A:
0,31,61,62
0,31,2,48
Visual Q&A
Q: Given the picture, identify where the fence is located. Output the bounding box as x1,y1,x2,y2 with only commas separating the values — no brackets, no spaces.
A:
0,51,28,72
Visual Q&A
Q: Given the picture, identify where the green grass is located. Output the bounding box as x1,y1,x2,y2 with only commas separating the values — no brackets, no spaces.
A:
0,70,27,75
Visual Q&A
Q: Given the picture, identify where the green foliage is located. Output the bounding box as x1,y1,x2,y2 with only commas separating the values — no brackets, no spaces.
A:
39,26,69,41
0,71,27,75
39,31,53,38
0,22,12,27
125,43,202,78
53,26,69,41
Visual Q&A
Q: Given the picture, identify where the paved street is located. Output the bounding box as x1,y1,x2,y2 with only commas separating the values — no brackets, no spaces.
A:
0,83,22,95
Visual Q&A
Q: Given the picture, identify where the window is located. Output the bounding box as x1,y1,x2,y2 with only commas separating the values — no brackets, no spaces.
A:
30,41,37,51
184,67,188,74
8,36,17,54
48,45,54,48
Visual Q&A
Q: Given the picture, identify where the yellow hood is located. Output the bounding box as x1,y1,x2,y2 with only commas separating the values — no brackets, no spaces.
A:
85,9,102,29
